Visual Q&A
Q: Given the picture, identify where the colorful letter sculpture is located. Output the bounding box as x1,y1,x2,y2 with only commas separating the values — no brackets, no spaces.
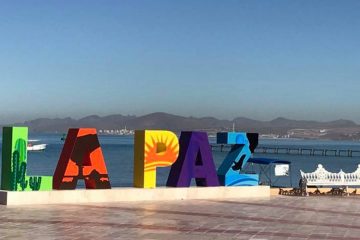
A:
134,130,179,188
53,128,111,190
217,132,259,186
167,132,220,187
1,127,52,191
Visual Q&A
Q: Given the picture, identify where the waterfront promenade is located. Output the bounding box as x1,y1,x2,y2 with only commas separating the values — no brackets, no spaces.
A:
1,196,360,239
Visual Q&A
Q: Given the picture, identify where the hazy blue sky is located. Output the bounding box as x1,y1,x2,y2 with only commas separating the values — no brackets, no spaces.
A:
0,1,359,123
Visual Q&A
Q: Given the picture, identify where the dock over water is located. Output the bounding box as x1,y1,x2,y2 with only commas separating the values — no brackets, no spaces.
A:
211,144,360,157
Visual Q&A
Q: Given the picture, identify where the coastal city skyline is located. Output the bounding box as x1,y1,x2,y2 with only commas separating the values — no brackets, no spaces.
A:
1,1,360,123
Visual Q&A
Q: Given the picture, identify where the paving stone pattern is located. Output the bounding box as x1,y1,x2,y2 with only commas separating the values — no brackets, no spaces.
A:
1,196,360,239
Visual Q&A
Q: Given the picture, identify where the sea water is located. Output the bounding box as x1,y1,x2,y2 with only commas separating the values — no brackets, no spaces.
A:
1,134,360,188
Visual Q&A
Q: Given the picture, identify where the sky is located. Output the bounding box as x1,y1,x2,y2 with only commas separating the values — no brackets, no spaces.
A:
0,1,359,123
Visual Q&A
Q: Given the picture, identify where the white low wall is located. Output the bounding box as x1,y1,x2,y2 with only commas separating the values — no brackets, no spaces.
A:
0,186,270,205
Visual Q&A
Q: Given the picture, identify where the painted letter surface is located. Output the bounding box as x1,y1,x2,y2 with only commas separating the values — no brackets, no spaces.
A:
217,132,259,186
166,131,219,187
134,130,179,188
1,127,52,191
53,128,111,190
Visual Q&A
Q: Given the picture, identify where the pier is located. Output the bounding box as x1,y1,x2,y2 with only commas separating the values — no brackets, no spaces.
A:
211,144,360,157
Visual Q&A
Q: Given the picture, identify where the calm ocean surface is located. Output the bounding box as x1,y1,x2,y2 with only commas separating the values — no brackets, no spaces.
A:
2,134,360,188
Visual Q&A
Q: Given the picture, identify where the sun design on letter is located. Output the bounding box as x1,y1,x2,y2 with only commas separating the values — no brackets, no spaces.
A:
144,133,179,173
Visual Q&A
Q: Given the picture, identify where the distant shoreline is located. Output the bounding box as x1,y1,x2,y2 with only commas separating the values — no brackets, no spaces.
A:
3,112,360,141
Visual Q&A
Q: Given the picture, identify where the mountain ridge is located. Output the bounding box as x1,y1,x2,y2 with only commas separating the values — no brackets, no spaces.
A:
5,112,360,140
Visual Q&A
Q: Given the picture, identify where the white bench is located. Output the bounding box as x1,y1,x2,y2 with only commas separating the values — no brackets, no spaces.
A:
300,164,360,187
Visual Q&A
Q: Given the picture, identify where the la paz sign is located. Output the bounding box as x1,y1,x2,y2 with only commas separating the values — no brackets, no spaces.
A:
1,127,258,191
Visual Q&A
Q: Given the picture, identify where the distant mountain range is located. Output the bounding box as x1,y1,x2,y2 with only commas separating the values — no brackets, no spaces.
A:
6,112,360,140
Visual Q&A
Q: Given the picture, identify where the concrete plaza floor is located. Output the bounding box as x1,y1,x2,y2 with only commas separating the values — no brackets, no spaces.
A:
1,196,360,239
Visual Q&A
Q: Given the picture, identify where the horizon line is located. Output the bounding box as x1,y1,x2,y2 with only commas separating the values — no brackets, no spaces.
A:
2,112,357,125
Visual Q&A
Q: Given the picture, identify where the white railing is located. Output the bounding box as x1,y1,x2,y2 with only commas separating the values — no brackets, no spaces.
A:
300,164,360,186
